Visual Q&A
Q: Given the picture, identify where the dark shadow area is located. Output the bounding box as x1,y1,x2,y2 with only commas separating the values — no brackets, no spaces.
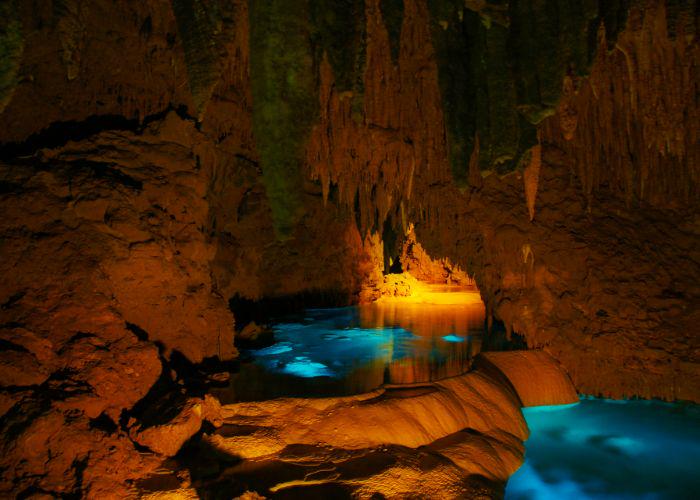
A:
210,361,377,403
169,433,504,499
229,289,354,330
482,318,528,351
127,349,238,427
0,106,194,160
174,437,393,499
0,115,139,159
381,215,403,274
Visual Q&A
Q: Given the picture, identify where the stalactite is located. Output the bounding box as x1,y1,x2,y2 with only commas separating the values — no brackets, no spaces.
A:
428,0,613,185
523,143,541,221
428,0,481,185
199,0,253,145
310,0,366,118
305,0,434,237
541,0,699,208
557,76,578,140
468,133,482,188
171,0,236,118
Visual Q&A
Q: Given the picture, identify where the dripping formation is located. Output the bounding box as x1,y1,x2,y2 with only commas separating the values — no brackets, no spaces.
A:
0,0,698,498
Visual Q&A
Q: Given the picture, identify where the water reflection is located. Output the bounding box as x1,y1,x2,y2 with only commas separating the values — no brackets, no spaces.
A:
505,398,700,499
216,285,486,402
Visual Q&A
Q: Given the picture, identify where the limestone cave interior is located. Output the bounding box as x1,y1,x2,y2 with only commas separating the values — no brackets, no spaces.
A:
0,0,699,499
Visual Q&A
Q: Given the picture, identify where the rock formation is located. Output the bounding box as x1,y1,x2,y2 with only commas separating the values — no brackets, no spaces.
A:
135,351,579,497
159,368,530,498
474,351,580,407
0,0,697,497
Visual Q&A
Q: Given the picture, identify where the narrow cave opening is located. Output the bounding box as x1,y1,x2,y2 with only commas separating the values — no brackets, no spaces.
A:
219,231,526,404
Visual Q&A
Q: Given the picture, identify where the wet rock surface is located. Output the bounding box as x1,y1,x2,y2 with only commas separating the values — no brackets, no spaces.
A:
141,366,534,499
474,351,579,407
235,322,275,350
301,0,700,401
0,0,697,497
141,349,577,498
131,394,223,457
416,157,700,402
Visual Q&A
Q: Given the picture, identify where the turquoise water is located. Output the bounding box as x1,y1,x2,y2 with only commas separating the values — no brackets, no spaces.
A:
218,291,488,401
250,305,481,381
506,398,700,499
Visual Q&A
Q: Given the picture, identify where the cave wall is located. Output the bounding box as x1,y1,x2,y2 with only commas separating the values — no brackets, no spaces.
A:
414,0,700,402
0,0,377,495
300,0,699,402
541,0,699,207
0,0,698,496
0,108,259,495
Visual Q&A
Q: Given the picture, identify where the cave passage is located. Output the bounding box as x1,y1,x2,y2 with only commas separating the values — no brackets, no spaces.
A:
216,282,495,402
1,0,697,497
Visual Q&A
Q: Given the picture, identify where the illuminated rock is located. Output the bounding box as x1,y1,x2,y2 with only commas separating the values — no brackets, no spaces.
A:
0,404,161,498
191,369,529,497
210,370,526,456
474,351,579,407
131,395,223,457
399,228,474,286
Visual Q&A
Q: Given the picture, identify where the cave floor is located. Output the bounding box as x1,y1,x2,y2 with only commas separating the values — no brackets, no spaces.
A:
135,291,700,499
139,396,700,499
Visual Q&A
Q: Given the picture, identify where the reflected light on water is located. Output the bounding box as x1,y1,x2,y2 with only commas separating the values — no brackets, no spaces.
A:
442,334,466,342
360,283,484,339
218,285,487,401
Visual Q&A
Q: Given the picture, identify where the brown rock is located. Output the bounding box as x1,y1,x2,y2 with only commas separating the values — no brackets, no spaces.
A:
132,395,223,457
0,403,159,497
0,0,697,496
399,228,474,286
236,322,274,349
474,351,579,407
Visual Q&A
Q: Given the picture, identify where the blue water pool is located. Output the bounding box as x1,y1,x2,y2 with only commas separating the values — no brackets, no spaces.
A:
505,397,700,499
217,286,491,401
250,305,482,382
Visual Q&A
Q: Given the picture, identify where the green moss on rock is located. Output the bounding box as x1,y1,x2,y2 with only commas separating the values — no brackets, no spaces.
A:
509,0,599,125
311,0,366,92
249,1,318,239
0,0,23,114
478,15,521,173
249,1,369,237
428,0,475,186
429,1,524,183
